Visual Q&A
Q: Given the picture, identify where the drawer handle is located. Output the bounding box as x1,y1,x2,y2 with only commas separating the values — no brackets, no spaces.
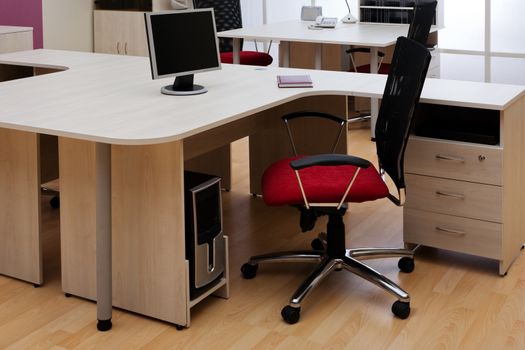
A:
435,226,466,236
435,190,465,199
435,154,465,163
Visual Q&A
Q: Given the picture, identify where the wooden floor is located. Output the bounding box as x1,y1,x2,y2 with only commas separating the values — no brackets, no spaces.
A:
1,129,525,349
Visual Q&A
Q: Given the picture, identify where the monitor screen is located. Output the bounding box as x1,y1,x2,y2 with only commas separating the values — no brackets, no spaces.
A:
144,9,221,80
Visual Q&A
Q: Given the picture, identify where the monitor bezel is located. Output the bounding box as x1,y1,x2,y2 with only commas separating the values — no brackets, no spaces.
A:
144,9,222,81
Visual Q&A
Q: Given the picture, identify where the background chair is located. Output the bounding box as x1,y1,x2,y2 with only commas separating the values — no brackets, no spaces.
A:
241,36,431,324
347,0,437,74
193,0,273,66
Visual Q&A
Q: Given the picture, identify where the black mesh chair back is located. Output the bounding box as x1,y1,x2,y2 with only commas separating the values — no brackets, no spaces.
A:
193,0,243,52
375,36,431,191
407,0,438,45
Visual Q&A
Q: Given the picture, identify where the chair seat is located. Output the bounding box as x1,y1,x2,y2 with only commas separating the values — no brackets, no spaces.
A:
262,156,389,206
355,63,391,75
220,51,273,66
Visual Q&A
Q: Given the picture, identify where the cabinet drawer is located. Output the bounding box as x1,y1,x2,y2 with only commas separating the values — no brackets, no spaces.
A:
405,174,502,223
404,209,501,260
405,137,502,185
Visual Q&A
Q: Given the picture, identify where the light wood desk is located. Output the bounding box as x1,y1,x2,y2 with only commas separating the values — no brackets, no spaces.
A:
219,21,410,69
0,50,524,328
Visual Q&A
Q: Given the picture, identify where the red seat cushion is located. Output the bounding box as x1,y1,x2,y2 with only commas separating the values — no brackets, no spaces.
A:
262,156,389,207
220,51,273,66
355,63,391,75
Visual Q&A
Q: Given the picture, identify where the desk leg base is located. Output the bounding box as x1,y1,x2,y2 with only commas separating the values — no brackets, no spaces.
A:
97,319,112,332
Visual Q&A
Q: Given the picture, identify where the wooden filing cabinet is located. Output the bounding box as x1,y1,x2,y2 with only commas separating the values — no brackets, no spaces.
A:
403,100,525,275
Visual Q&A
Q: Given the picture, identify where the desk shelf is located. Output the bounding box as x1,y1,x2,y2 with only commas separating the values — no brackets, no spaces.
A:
359,0,444,26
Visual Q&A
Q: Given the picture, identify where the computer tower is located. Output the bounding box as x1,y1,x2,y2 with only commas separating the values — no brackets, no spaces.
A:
184,171,225,300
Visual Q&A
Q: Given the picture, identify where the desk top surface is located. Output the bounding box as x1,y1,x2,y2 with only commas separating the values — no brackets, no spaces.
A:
0,49,523,145
218,21,424,47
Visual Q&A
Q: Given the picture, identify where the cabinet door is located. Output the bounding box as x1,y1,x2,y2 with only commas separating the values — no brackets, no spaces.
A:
121,11,148,56
94,11,148,56
94,10,122,54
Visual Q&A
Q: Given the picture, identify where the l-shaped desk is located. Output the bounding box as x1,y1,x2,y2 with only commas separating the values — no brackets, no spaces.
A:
0,49,524,329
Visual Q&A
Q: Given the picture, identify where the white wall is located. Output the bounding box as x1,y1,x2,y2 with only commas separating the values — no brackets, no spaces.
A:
240,0,263,27
42,0,94,52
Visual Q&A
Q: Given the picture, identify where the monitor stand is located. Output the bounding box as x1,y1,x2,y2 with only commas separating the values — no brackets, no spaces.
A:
161,74,207,96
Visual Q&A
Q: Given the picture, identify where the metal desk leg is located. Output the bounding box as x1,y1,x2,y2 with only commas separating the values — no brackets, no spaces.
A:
233,38,241,64
281,41,290,68
314,44,322,70
96,143,112,331
370,47,379,139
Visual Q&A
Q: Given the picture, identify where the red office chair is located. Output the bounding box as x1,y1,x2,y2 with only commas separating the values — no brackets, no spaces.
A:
348,0,437,74
241,37,431,324
193,0,273,66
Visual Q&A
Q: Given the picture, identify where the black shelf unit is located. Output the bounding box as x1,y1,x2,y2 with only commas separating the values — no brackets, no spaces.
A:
360,0,436,25
413,103,500,146
94,0,153,11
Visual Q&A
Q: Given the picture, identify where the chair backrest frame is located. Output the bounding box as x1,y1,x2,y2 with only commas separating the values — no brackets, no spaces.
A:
374,36,431,193
193,0,244,52
281,112,347,157
407,0,438,46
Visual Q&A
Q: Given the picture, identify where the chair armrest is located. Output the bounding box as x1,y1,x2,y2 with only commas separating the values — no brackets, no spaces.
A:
281,111,345,125
290,154,371,170
345,48,385,57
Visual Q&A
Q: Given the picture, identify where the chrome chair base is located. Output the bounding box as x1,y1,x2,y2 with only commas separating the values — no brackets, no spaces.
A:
245,246,412,309
241,212,415,323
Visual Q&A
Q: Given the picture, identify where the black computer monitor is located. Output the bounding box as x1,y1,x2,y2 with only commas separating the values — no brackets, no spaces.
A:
144,9,221,96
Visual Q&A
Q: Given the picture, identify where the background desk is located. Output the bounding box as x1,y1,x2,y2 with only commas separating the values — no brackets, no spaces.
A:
0,50,524,327
219,21,410,70
219,21,439,137
219,21,406,138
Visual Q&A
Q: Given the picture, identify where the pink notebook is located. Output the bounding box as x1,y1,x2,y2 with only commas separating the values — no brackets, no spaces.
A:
277,75,313,88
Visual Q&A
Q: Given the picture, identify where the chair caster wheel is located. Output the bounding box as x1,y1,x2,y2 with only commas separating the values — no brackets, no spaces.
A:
49,195,60,209
175,324,184,330
281,305,300,324
392,301,410,319
398,257,415,273
240,263,258,279
310,238,325,251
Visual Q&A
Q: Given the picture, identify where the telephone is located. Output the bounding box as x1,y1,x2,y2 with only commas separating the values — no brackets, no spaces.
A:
314,16,337,28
